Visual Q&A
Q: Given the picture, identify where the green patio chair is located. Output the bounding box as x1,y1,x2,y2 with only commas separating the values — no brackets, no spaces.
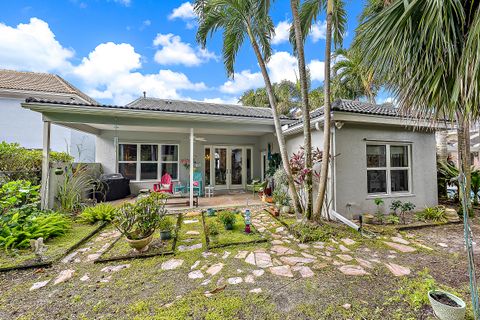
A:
246,179,267,197
187,171,203,196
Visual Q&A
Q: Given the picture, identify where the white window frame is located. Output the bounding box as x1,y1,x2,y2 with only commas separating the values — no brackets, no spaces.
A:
118,143,179,182
366,142,412,196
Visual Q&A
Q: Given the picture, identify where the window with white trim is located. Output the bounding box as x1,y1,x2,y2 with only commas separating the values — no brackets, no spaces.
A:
366,143,411,195
118,143,179,181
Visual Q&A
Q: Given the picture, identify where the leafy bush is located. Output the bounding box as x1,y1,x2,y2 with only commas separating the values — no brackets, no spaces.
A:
290,222,335,243
0,180,40,214
385,214,400,225
373,198,384,224
415,206,447,223
272,189,289,206
390,200,402,215
217,211,237,227
0,142,73,184
79,203,116,224
158,216,174,232
206,221,220,237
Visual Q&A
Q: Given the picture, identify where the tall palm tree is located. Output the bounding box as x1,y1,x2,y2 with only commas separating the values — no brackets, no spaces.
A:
290,0,314,219
195,0,303,214
297,0,346,219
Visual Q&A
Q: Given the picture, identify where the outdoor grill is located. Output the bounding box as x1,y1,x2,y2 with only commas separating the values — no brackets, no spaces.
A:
94,173,131,202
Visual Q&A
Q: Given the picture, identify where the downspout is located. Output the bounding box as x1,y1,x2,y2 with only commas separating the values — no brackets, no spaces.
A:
331,124,336,213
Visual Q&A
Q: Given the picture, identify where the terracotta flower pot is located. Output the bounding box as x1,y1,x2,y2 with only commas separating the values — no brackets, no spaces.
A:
126,234,154,252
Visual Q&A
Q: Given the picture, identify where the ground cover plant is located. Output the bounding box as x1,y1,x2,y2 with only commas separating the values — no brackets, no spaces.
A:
79,203,116,224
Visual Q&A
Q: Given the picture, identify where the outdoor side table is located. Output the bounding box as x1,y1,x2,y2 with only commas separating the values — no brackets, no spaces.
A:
205,186,214,198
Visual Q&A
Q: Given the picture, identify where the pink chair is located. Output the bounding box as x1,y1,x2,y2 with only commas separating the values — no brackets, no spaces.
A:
153,173,173,194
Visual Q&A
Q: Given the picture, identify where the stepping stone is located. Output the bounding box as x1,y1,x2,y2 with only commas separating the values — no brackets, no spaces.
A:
202,252,216,258
235,251,249,259
356,258,373,269
343,304,352,310
77,247,91,253
269,265,294,277
61,251,79,264
383,241,416,253
101,264,130,273
184,219,199,224
385,263,411,277
191,260,200,270
222,251,231,259
341,238,356,246
271,240,284,245
279,256,315,266
80,274,90,282
301,252,316,259
188,270,204,279
387,255,397,259
312,263,329,270
369,258,381,264
293,266,314,278
97,243,111,253
227,277,243,285
30,280,50,291
337,254,354,262
414,242,434,251
161,259,184,270
326,246,336,251
339,245,351,252
252,269,265,277
255,252,273,268
270,245,297,255
438,243,448,248
53,269,75,285
245,252,256,266
298,243,310,250
391,236,410,245
333,260,344,266
100,275,112,283
244,275,255,283
250,288,262,294
338,265,369,276
206,263,224,276
186,231,200,235
178,243,203,251
237,269,243,273
275,227,285,233
201,278,211,286
85,253,101,262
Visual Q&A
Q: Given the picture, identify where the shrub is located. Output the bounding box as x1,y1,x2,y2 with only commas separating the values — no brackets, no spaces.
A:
217,211,237,227
385,214,400,225
158,216,174,232
206,221,220,237
390,200,402,215
80,203,116,224
0,180,40,214
415,206,447,223
373,198,384,224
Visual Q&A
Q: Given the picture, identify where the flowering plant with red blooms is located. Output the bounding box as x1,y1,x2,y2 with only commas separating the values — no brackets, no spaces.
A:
180,159,190,169
289,147,322,185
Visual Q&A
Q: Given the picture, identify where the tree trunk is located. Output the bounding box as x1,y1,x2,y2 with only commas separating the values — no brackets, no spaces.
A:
314,0,333,220
246,26,303,214
456,110,472,215
290,0,313,219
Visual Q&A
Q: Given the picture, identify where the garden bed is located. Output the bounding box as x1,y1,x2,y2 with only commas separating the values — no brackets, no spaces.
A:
0,221,105,272
95,214,181,263
203,211,266,249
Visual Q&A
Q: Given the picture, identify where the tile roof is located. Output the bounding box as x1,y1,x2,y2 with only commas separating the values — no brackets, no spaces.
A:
24,97,294,121
0,69,97,105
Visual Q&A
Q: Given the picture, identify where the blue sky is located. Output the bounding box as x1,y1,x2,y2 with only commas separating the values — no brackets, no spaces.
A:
0,0,376,105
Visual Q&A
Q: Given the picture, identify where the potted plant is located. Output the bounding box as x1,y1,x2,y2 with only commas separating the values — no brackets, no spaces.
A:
158,217,174,240
428,290,466,320
113,193,167,252
218,211,237,230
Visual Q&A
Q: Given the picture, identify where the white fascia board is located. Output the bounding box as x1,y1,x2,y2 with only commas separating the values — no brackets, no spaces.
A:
21,102,276,125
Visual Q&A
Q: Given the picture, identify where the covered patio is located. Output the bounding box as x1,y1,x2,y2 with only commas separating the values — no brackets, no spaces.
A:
23,97,283,209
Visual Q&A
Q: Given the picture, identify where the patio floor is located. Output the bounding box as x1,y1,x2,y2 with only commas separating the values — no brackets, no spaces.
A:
108,189,264,211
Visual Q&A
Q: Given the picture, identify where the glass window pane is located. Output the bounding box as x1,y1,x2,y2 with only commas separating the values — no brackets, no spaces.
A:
141,145,158,161
205,148,211,186
367,170,387,193
140,163,158,180
391,170,409,192
161,163,178,180
215,148,227,185
119,163,136,180
390,146,408,167
366,145,386,167
247,149,252,184
231,148,243,185
119,144,137,161
162,145,178,161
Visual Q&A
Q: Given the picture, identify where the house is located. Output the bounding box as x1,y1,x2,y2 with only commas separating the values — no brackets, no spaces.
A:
0,69,96,162
22,97,439,218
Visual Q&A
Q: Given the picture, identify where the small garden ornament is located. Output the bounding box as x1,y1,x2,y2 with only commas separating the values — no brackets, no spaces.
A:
244,209,251,234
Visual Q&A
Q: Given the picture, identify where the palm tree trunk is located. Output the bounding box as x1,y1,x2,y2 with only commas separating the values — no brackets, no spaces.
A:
456,110,472,215
290,0,313,219
246,26,303,214
314,0,333,220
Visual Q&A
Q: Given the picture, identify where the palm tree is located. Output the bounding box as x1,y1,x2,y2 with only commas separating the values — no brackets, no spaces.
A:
297,0,346,219
332,48,379,103
308,86,324,110
195,0,303,214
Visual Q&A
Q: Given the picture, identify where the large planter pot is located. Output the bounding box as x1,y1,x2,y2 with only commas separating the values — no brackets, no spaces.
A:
224,222,234,230
160,230,172,240
428,290,466,320
126,234,154,252
362,214,375,224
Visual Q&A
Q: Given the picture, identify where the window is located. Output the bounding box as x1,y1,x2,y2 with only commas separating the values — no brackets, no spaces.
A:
366,143,411,195
118,143,179,181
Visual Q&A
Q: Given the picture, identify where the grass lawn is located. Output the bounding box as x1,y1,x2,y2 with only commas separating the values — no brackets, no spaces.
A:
204,214,265,248
0,222,103,271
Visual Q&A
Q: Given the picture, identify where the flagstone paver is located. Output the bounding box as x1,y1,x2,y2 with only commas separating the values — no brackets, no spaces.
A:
30,280,50,291
178,243,203,252
293,266,314,278
244,275,255,283
235,251,249,259
270,245,297,255
188,270,204,279
383,241,416,253
53,269,75,285
161,259,184,270
356,258,373,269
337,254,354,262
206,263,224,276
385,263,411,277
339,245,351,252
391,236,410,245
269,265,294,277
250,288,263,293
227,277,243,284
338,265,369,276
252,269,265,277
191,260,200,270
101,264,130,273
279,256,315,266
341,238,356,246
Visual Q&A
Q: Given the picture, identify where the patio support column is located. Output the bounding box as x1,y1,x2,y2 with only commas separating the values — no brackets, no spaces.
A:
41,120,51,210
190,128,194,208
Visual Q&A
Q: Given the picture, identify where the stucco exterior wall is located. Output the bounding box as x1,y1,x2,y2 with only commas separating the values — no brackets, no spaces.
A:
333,123,438,218
96,130,273,194
0,97,95,162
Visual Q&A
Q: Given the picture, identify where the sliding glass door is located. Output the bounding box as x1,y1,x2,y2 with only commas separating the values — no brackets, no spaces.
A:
205,146,253,190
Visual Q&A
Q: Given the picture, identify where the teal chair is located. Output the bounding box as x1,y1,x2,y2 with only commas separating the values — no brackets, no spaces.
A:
187,171,203,196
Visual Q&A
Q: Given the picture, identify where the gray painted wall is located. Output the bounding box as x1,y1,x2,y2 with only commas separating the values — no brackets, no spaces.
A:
333,123,438,218
0,97,95,162
96,130,273,194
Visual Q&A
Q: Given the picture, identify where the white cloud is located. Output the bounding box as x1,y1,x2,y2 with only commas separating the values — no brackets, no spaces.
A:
168,2,197,29
219,70,264,94
272,20,291,45
0,18,73,72
114,0,131,6
267,51,299,83
310,20,327,43
308,60,325,82
153,33,217,66
202,97,239,105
